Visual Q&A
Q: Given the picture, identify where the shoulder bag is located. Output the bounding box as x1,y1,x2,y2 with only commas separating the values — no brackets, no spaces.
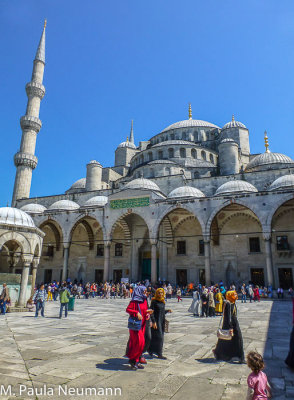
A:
217,302,233,341
128,303,142,331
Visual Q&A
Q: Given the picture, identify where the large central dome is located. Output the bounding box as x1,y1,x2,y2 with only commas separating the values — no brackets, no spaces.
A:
161,119,219,133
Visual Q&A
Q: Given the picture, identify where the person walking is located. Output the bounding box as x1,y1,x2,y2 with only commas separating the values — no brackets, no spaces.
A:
0,283,10,315
126,286,152,370
59,283,70,318
149,288,172,359
247,351,271,399
213,290,245,363
215,288,223,316
248,285,254,303
188,289,201,317
208,288,216,317
176,287,182,302
253,286,260,302
285,292,294,369
241,284,247,303
201,288,209,317
33,284,46,317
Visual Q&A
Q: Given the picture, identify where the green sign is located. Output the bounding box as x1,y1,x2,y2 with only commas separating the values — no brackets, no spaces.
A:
110,197,150,209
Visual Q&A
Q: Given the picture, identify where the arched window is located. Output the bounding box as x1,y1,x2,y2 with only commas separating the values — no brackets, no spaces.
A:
149,168,154,178
148,152,153,161
158,150,163,159
201,151,206,160
166,167,171,175
191,149,197,159
180,148,186,158
168,148,174,158
170,133,175,140
140,155,144,164
194,171,199,178
209,154,214,164
182,132,186,140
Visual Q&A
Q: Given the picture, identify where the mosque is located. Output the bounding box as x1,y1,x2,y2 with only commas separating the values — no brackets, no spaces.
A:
1,22,294,306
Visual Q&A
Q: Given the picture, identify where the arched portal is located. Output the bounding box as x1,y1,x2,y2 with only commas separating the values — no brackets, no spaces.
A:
156,207,203,285
110,213,150,282
209,203,263,287
69,216,103,283
0,239,23,273
271,198,294,289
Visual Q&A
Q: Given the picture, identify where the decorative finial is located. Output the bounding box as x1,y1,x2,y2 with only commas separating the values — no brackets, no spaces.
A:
126,136,129,142
44,19,47,29
232,114,235,121
264,130,270,153
188,103,192,120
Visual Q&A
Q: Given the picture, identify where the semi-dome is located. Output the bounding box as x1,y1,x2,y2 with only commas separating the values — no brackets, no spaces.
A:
117,141,136,149
69,178,86,190
20,203,47,214
49,200,80,211
83,196,108,207
222,116,247,130
125,178,161,191
167,186,205,199
268,175,294,191
161,119,219,133
0,207,35,228
246,152,294,172
215,180,258,196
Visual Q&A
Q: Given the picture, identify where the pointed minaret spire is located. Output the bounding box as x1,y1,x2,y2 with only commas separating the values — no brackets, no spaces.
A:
35,19,46,64
188,103,192,120
130,120,134,144
12,21,47,206
264,130,270,153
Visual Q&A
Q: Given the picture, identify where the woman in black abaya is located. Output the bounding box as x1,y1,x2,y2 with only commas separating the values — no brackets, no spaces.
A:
285,297,294,368
149,288,172,359
213,290,245,363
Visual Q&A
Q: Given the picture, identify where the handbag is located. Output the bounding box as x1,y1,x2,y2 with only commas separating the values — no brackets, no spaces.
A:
217,302,233,341
128,303,142,331
164,318,169,333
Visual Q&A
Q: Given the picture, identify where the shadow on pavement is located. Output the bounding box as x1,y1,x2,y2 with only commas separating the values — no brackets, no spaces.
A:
96,358,130,371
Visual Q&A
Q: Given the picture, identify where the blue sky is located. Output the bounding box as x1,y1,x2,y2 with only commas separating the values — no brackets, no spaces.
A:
1,0,294,204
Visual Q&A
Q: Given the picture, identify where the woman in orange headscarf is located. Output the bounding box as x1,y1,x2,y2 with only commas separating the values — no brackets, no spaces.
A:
213,289,245,363
148,288,172,359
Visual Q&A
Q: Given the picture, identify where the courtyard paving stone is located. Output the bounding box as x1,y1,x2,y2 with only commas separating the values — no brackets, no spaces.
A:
0,298,292,399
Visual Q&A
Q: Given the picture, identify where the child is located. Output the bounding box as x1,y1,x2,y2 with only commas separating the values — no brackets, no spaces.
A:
247,351,271,399
176,288,182,302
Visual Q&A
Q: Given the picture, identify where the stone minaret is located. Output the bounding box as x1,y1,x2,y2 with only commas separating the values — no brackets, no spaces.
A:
12,21,47,206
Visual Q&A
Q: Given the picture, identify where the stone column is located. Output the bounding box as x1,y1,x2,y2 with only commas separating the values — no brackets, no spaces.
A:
18,261,31,307
62,243,70,282
204,239,211,286
264,237,274,287
161,244,168,282
150,239,158,284
103,241,111,282
131,240,139,282
31,257,39,296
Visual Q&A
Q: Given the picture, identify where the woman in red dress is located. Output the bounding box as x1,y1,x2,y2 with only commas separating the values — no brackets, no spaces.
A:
253,286,260,302
126,286,152,370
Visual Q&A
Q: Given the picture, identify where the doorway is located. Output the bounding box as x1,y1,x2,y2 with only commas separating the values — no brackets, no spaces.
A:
199,269,205,286
250,268,265,286
113,269,123,283
44,269,52,283
95,269,103,283
176,269,187,286
278,268,293,289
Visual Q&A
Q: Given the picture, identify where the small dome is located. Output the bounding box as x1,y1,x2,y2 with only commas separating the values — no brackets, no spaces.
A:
83,196,108,207
117,141,136,149
0,207,35,228
222,120,247,129
167,186,205,199
49,200,80,211
125,178,161,191
161,119,219,133
215,180,258,196
69,178,86,190
87,160,101,166
20,203,47,214
246,152,294,172
268,175,294,191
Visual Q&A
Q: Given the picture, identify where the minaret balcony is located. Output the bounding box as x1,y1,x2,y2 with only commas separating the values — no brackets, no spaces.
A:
14,152,38,169
20,115,42,132
25,81,45,99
